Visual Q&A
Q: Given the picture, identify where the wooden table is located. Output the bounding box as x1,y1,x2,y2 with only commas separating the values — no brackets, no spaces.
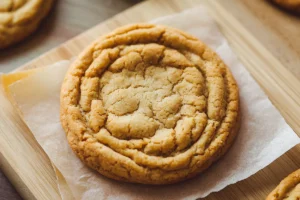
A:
0,1,141,199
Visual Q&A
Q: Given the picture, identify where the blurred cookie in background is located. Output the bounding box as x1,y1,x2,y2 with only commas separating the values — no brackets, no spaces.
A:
0,0,53,49
271,0,300,13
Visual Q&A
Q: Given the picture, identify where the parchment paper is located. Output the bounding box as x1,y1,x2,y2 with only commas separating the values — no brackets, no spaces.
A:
9,6,300,200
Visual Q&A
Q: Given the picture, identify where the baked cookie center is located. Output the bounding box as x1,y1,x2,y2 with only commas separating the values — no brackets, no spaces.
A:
75,41,231,158
80,44,212,155
100,63,207,140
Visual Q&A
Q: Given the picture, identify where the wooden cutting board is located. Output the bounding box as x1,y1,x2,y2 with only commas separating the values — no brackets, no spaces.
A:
0,0,300,199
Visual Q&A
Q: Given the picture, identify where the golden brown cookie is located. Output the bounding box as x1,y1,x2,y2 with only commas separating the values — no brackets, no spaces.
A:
60,24,240,185
0,0,53,49
271,0,300,12
267,169,300,200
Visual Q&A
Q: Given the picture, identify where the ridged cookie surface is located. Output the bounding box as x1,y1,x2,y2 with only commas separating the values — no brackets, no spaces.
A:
60,24,240,184
0,0,53,49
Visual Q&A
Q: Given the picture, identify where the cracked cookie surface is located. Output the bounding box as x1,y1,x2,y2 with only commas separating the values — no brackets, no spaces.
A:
267,169,300,200
60,24,240,184
0,0,53,49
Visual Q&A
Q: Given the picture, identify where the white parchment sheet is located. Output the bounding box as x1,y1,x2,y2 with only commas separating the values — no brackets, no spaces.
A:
9,6,300,200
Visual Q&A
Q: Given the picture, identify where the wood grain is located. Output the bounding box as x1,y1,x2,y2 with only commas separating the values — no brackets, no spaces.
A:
0,0,300,199
0,85,60,200
237,0,300,78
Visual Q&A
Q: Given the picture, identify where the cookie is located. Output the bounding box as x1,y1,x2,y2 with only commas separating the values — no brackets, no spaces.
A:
60,24,240,184
0,0,53,49
271,0,300,12
267,169,300,200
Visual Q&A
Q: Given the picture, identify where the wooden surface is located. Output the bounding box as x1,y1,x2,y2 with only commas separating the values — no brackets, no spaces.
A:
221,0,300,80
0,1,141,200
0,0,300,199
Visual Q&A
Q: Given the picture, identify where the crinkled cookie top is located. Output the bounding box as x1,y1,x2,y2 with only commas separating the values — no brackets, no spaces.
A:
60,24,240,184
